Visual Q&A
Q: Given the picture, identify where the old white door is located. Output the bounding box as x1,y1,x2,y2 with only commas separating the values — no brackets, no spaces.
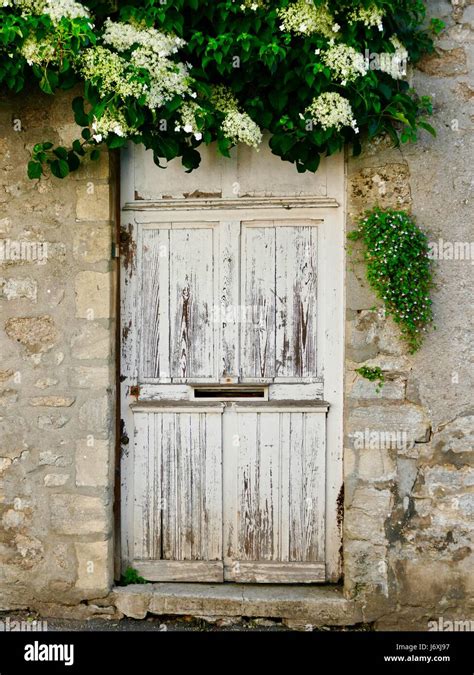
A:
120,142,344,583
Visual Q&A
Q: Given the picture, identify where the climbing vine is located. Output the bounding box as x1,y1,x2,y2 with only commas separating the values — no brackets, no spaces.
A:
0,0,442,178
348,207,434,353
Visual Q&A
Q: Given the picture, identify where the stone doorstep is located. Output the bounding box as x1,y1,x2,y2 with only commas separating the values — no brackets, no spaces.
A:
111,583,362,626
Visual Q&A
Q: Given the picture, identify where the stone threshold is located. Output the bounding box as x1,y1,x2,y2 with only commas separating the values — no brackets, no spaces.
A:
111,583,363,628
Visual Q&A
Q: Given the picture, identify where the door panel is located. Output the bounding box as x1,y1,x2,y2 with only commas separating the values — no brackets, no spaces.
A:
169,227,215,379
275,225,317,378
223,407,326,582
131,406,223,582
241,225,276,379
138,225,216,382
240,222,318,380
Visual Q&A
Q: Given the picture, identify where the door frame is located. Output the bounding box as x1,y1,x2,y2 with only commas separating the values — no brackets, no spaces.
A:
118,145,345,583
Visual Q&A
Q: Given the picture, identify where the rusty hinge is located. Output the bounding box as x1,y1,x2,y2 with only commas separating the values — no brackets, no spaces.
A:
130,385,140,399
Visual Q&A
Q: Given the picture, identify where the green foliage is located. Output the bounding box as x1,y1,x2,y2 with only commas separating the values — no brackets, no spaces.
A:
355,365,385,393
119,566,147,586
348,207,434,353
0,1,439,177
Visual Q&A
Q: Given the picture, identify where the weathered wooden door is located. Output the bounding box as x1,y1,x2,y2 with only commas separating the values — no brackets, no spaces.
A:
120,142,344,583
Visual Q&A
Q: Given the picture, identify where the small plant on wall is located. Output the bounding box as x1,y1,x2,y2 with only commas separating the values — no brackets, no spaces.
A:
348,207,434,353
0,0,442,179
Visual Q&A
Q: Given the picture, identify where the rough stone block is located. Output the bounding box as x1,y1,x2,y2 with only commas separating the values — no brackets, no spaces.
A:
78,396,112,434
75,540,113,596
345,487,393,544
76,439,110,487
76,184,111,221
5,316,58,353
68,366,111,389
0,277,37,302
44,473,69,487
73,225,111,263
75,272,112,319
29,396,75,407
50,494,110,536
71,322,111,360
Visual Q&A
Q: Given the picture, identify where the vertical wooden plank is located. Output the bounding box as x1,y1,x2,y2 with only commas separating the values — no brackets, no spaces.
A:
177,413,192,560
237,412,259,560
275,226,317,378
132,412,150,559
278,412,291,562
289,412,304,561
169,227,215,379
140,229,170,379
223,407,239,564
219,220,241,378
302,412,326,560
241,225,276,378
161,412,177,560
152,412,163,559
203,412,223,561
257,412,280,560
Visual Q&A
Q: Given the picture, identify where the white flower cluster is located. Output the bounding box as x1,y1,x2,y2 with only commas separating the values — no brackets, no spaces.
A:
4,0,90,24
132,49,190,109
379,36,409,80
91,107,136,143
174,101,204,141
81,46,145,99
211,85,262,149
221,109,263,149
349,4,384,31
278,0,338,39
102,19,185,56
100,20,191,110
320,43,368,84
238,0,266,10
305,92,358,132
21,34,56,65
42,0,89,24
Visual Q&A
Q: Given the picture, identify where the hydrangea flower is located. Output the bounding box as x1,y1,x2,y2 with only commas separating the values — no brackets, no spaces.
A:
21,35,56,65
91,107,137,143
102,19,185,57
350,4,385,31
81,46,145,99
321,44,368,84
174,101,205,141
5,0,90,24
379,36,409,80
278,0,336,39
221,109,262,149
238,0,266,10
101,20,191,110
305,92,358,132
211,85,262,149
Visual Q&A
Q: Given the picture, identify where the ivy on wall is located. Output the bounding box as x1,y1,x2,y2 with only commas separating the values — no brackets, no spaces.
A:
348,208,434,352
0,0,442,178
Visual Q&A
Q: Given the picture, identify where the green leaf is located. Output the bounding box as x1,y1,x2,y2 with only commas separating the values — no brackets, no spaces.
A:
73,139,86,156
154,136,179,161
50,159,69,179
72,96,89,126
67,151,81,172
53,146,68,160
107,136,127,149
27,161,42,180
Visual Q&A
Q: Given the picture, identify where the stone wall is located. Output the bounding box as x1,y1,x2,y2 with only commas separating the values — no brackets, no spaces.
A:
0,0,472,628
344,0,473,629
0,88,117,609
